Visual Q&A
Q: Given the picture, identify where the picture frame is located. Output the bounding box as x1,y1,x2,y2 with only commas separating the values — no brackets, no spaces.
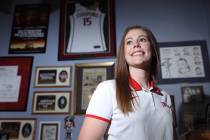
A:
34,66,72,88
0,118,36,140
58,0,116,60
32,91,71,114
39,121,60,140
0,56,33,111
181,86,204,104
9,4,50,54
158,40,210,84
72,62,115,114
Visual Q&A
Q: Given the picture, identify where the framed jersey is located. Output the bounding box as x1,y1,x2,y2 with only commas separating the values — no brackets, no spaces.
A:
58,0,116,60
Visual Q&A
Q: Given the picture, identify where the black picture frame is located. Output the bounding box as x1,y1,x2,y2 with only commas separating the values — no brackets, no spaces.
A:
158,40,210,84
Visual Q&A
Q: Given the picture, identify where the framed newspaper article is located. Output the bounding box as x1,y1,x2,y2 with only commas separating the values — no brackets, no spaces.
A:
39,121,60,140
158,40,210,84
9,4,49,54
58,0,116,60
32,91,71,114
0,118,36,140
72,62,115,114
0,56,33,111
34,66,72,88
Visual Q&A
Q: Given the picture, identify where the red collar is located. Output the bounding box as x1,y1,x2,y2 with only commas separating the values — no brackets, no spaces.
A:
128,76,162,95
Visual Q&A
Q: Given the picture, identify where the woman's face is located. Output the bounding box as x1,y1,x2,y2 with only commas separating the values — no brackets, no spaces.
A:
124,28,152,69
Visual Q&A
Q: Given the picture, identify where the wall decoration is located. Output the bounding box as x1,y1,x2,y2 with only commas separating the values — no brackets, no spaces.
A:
64,115,75,140
32,91,71,114
0,56,33,111
58,0,116,60
39,121,60,140
9,4,49,53
0,118,36,140
34,66,72,88
72,62,115,114
181,86,204,104
158,40,210,84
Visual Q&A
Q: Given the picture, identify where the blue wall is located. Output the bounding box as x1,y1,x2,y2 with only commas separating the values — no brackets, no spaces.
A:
0,0,210,139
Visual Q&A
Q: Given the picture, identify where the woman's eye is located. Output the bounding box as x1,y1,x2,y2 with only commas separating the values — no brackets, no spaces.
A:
139,38,147,42
126,40,133,45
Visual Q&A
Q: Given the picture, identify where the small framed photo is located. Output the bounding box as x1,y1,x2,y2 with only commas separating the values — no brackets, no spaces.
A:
181,86,204,104
32,91,71,114
158,40,210,84
0,118,36,140
0,56,33,111
58,0,116,60
34,66,72,88
72,62,115,114
39,121,60,140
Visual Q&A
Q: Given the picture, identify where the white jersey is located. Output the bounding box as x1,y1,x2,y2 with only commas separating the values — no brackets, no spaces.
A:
86,79,174,140
67,3,106,53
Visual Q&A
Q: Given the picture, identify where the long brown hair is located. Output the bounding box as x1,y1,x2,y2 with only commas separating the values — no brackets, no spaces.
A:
115,25,160,114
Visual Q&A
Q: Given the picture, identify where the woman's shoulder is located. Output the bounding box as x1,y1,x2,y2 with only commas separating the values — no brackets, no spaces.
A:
98,79,116,87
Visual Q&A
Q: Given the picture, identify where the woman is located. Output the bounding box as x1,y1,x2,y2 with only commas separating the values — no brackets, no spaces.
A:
78,25,174,140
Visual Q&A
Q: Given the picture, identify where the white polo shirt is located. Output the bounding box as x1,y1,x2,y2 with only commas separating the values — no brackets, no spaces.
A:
86,79,173,140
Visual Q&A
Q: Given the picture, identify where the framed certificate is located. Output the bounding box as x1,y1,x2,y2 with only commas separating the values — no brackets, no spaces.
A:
58,0,116,60
39,121,60,140
72,62,115,114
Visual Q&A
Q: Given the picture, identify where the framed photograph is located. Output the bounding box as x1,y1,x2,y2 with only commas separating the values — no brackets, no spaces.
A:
158,40,210,84
181,86,204,104
72,62,115,114
58,0,116,60
9,4,49,54
39,121,60,140
32,91,71,114
0,56,33,111
0,118,36,140
34,66,72,88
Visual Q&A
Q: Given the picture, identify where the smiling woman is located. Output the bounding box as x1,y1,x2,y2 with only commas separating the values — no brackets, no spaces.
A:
78,25,174,140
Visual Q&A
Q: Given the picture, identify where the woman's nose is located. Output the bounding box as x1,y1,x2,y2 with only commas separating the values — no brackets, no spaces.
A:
134,41,141,48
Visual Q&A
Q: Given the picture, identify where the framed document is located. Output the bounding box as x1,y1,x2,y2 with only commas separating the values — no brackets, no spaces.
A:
39,121,60,140
158,40,210,84
32,91,71,114
9,4,49,54
0,118,36,140
72,62,115,114
58,0,116,60
0,56,33,111
34,66,72,88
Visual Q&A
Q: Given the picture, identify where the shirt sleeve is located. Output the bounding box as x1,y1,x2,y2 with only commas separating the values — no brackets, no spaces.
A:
85,80,113,123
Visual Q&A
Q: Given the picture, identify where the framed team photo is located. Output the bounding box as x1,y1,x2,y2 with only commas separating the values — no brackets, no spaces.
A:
9,4,49,54
72,62,115,114
158,40,210,84
0,118,36,140
39,121,60,140
32,91,71,114
34,66,72,88
58,0,116,60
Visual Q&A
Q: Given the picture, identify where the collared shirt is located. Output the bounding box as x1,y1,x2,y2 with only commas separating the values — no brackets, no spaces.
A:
86,79,173,140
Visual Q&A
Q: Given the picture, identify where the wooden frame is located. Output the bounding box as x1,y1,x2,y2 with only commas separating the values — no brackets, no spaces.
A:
72,62,115,114
0,118,36,140
0,56,33,111
181,86,204,104
39,121,60,140
32,91,71,114
9,4,49,54
58,0,116,60
34,66,72,88
158,40,210,84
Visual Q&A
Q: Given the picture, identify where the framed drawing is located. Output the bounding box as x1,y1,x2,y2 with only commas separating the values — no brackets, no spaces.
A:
0,118,36,140
181,86,204,104
32,91,71,114
34,66,72,88
9,4,49,54
72,62,115,114
58,0,116,60
0,56,33,111
158,40,210,84
39,121,60,140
